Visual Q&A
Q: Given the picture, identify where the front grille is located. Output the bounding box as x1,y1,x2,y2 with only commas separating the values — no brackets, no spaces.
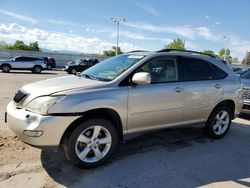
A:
242,88,250,100
13,90,28,103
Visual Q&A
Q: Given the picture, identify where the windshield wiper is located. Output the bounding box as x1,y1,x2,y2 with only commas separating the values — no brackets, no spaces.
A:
81,74,111,82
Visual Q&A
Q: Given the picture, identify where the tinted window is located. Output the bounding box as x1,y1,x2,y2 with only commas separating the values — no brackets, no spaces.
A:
241,70,250,79
15,57,26,61
181,57,225,81
208,63,228,79
137,58,178,83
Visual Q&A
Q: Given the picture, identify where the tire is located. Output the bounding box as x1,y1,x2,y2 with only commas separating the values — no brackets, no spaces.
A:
2,65,10,73
64,118,118,168
206,106,232,138
33,66,42,74
71,68,77,74
47,65,52,70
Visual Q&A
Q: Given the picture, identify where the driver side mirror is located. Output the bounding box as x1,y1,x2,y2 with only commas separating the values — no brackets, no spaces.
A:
132,72,151,85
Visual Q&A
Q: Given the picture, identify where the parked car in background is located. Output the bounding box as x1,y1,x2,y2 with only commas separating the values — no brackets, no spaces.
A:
43,57,56,69
64,58,99,74
232,67,244,75
0,56,46,73
240,69,250,114
6,49,243,168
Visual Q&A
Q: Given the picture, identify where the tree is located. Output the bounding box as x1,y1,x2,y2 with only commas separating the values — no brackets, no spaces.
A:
103,46,122,56
164,38,185,50
28,42,40,51
2,40,40,51
12,40,27,50
218,48,232,63
0,40,7,49
232,57,239,64
242,52,250,65
203,50,216,57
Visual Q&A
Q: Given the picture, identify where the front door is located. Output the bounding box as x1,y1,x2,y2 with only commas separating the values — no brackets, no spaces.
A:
127,57,185,133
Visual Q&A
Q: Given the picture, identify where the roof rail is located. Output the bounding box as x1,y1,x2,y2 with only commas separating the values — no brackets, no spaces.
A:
127,50,149,53
157,49,216,58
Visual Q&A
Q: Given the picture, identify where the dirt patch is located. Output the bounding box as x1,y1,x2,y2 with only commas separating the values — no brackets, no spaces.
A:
0,127,41,165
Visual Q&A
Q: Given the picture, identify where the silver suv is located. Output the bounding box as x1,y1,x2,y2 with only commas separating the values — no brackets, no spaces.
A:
240,69,250,114
6,49,243,168
0,56,46,73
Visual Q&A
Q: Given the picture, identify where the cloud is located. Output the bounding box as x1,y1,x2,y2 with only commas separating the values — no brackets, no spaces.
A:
196,27,221,41
124,22,196,39
0,9,37,24
124,22,224,42
205,16,210,19
224,36,250,58
0,23,139,53
215,21,221,25
47,19,71,25
136,3,160,17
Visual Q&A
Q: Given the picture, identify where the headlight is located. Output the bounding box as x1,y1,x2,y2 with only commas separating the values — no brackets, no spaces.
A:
26,95,65,115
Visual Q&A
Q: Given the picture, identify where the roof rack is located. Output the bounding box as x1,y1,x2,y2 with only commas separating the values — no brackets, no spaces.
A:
157,49,216,58
127,50,149,53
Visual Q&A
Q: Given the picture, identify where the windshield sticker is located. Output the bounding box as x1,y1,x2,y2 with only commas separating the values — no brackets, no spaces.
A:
127,55,144,59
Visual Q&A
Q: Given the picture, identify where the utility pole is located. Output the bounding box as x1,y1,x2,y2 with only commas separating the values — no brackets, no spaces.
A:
223,36,232,61
111,17,126,56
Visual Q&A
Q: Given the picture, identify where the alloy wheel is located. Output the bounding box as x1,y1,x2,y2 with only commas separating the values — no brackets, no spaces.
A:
213,110,230,135
75,125,112,163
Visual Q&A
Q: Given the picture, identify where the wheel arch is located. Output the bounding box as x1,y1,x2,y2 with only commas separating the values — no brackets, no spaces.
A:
1,63,12,69
60,108,124,145
208,99,235,120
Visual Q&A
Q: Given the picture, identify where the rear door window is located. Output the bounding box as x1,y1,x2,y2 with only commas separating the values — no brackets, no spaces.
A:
181,57,227,81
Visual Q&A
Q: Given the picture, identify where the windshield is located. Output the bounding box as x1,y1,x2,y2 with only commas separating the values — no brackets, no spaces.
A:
75,59,84,64
80,54,144,81
240,70,250,79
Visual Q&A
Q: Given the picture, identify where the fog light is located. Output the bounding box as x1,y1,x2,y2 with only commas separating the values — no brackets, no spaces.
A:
23,130,43,137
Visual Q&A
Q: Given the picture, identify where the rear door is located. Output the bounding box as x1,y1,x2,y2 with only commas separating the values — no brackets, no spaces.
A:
180,57,227,123
127,56,185,133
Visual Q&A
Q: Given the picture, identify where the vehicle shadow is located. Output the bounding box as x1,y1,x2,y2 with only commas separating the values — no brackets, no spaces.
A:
239,113,250,121
41,123,250,188
0,71,58,75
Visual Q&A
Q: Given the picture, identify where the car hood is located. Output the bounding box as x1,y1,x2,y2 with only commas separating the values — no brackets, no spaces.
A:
22,75,107,96
241,78,250,88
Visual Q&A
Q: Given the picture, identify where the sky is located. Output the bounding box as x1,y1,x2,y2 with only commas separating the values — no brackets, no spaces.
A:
0,0,249,60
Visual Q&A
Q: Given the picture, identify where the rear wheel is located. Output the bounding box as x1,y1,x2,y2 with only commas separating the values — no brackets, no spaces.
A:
206,106,232,138
64,118,118,168
2,65,10,73
71,68,77,74
32,66,42,73
47,65,52,70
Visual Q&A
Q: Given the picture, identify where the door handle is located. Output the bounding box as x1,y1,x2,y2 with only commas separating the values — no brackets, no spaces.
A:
175,87,184,92
214,84,221,89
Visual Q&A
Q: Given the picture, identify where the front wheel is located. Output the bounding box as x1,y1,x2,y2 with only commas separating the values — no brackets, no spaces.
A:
47,65,52,70
2,65,10,73
64,118,118,168
70,68,77,74
33,66,42,73
206,106,232,138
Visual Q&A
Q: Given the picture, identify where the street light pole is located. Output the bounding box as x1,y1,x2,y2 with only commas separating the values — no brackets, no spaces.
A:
111,17,126,56
223,36,232,61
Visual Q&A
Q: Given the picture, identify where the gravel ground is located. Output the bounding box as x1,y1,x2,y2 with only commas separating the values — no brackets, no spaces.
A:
0,70,250,188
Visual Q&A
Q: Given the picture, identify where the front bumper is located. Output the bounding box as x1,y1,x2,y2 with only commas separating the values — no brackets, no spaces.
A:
6,101,80,147
241,100,250,114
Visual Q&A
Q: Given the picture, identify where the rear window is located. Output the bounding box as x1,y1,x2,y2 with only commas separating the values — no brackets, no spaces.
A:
181,57,227,81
